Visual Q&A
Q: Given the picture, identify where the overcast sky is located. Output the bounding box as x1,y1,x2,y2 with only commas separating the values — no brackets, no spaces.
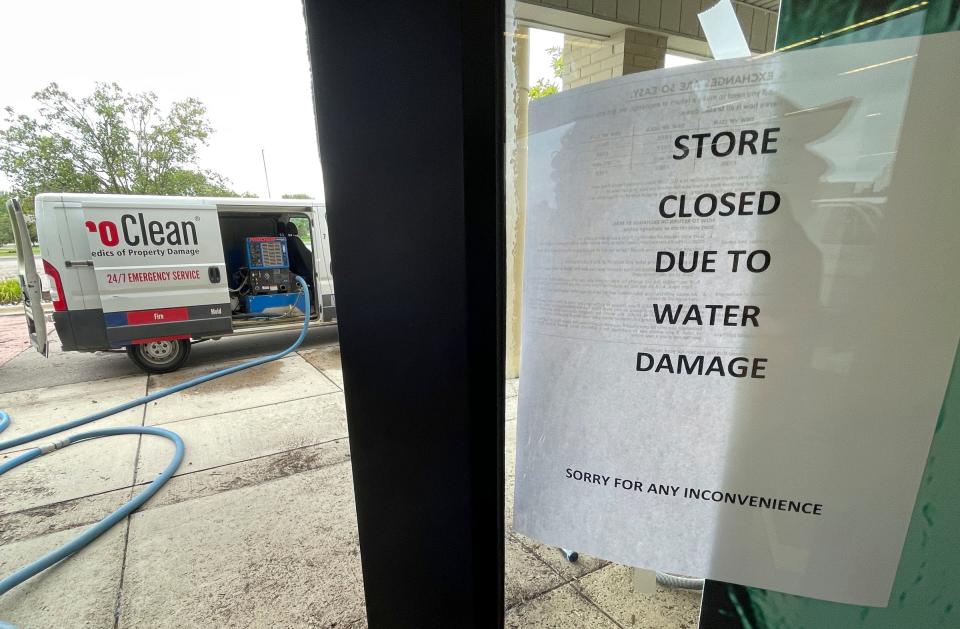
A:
0,2,569,201
0,1,322,199
529,28,565,90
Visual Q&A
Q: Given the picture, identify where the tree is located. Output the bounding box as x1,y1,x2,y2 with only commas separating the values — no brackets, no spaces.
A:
528,79,559,100
0,82,239,214
0,191,13,244
529,46,564,100
281,193,313,199
1,190,38,243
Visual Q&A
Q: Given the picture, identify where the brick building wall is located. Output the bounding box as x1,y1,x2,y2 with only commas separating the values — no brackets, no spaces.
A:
562,29,667,89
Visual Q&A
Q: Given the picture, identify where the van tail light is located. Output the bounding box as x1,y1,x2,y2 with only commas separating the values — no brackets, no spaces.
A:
42,259,68,311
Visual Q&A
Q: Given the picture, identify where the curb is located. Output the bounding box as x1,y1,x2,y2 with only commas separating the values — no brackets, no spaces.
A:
0,303,51,317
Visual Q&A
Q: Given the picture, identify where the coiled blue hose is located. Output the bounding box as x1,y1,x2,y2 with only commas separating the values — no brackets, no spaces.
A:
0,276,310,603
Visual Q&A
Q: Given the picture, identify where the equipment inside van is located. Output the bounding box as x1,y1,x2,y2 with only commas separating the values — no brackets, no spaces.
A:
6,194,336,373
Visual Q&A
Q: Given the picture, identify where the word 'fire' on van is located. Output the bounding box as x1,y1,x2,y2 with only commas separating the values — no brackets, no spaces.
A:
7,194,336,373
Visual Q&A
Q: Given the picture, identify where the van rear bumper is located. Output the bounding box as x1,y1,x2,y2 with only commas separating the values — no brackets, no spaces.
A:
54,308,233,351
54,310,110,351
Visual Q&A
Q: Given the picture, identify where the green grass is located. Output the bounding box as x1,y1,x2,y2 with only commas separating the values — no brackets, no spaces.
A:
0,278,22,304
0,245,40,257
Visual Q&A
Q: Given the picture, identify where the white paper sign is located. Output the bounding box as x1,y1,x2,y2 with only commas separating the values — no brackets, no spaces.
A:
514,32,960,607
698,0,752,60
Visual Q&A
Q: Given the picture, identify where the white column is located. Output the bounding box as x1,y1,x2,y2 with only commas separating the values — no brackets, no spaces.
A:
505,23,529,380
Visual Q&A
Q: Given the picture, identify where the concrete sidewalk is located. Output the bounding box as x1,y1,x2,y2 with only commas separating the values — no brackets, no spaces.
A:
0,336,700,627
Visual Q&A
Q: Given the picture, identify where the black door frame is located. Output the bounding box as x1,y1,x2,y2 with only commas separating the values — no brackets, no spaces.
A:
303,1,505,626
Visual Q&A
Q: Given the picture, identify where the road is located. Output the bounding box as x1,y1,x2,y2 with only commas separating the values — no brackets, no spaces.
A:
0,255,43,280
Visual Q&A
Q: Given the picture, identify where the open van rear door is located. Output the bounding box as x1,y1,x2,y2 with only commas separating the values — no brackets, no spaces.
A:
5,198,48,356
80,200,233,347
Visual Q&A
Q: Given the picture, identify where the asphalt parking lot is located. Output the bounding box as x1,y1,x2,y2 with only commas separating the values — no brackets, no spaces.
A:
0,316,700,628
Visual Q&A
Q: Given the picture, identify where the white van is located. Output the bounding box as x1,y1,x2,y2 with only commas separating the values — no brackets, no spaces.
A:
7,194,336,373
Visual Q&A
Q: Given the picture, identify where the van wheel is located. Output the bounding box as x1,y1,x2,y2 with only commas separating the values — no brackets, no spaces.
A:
126,339,191,373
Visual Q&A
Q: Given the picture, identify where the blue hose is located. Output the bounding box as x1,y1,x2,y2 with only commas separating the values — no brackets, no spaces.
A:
0,276,310,602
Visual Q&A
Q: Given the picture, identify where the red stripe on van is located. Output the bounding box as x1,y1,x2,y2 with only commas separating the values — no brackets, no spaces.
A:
126,307,189,325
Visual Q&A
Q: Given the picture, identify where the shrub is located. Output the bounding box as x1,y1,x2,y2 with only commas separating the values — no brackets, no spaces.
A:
0,278,22,304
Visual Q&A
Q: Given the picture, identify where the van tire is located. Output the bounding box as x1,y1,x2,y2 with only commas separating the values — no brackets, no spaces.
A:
126,339,191,373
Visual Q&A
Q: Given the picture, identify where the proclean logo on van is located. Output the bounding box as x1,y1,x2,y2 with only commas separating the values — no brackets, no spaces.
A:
83,208,210,261
82,206,228,314
85,212,199,247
